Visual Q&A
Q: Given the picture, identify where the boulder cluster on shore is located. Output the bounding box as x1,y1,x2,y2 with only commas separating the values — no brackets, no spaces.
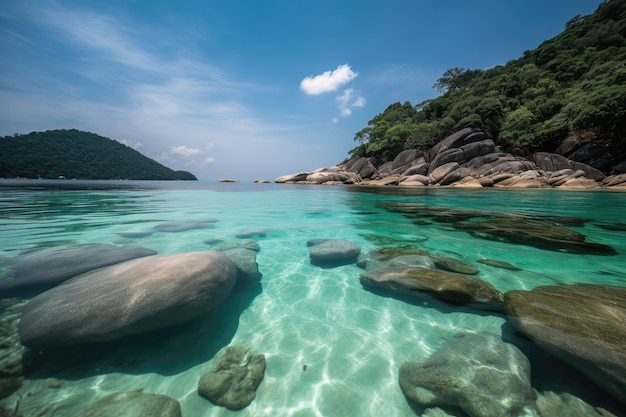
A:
276,128,626,189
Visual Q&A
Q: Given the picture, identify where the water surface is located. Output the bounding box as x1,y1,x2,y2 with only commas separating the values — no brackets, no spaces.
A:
0,180,624,416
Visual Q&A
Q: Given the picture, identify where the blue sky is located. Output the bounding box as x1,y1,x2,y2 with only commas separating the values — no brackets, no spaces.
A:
0,0,603,180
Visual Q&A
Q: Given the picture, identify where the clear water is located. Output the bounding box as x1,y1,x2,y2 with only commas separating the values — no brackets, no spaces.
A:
0,180,625,416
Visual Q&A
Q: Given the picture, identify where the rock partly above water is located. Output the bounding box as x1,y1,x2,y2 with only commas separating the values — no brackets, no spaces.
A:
77,391,182,417
0,244,157,295
307,238,361,267
399,332,535,417
198,345,266,410
504,284,626,405
360,267,504,312
19,251,237,349
275,128,626,189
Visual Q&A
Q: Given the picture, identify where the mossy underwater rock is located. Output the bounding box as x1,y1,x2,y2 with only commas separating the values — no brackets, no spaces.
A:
198,345,266,410
359,267,504,312
504,284,626,404
399,332,535,417
76,391,182,417
454,217,616,255
19,251,237,349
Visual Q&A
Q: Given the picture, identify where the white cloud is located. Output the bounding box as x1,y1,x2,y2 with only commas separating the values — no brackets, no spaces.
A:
336,88,366,118
204,157,216,165
171,145,201,156
300,64,358,95
119,139,143,149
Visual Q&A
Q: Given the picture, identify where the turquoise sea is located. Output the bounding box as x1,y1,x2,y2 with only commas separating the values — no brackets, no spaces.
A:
0,179,625,417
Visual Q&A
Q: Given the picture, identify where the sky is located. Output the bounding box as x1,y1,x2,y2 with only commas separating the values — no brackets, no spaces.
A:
0,0,604,180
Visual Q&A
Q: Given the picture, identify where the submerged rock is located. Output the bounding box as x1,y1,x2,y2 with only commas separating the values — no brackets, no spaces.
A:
360,267,504,312
307,239,361,267
431,255,479,275
198,345,266,410
220,247,260,285
235,227,269,238
476,259,522,271
454,217,616,255
77,391,182,417
0,244,156,295
0,306,25,399
504,284,626,404
399,332,535,417
19,251,237,349
153,218,218,232
534,391,620,417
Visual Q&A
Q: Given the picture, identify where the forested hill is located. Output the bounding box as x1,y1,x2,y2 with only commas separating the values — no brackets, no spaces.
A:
349,0,626,170
0,129,197,180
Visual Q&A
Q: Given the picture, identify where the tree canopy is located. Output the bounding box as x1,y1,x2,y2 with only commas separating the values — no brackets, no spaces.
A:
0,129,197,180
349,0,626,163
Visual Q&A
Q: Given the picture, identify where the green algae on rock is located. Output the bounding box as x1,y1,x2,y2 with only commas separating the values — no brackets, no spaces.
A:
504,284,626,404
198,345,266,410
399,332,535,417
360,267,504,312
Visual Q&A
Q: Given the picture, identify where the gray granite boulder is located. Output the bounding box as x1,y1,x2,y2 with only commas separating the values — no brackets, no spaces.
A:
307,239,361,267
341,156,378,179
360,267,504,312
399,332,535,417
504,284,626,404
0,244,156,295
153,218,218,232
429,162,461,184
275,172,311,183
19,251,237,349
220,247,260,285
425,128,489,163
198,345,266,410
77,391,182,417
533,152,605,180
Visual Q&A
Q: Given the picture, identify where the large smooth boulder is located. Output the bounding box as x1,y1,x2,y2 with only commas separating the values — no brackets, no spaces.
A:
504,284,626,404
19,251,237,349
341,157,378,179
360,267,504,312
77,391,182,417
307,239,361,267
198,345,266,410
0,244,156,295
429,162,461,184
399,332,535,417
306,170,359,184
275,172,311,183
425,128,488,163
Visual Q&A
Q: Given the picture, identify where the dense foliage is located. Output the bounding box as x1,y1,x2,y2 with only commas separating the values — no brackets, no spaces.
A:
0,129,197,180
350,0,626,162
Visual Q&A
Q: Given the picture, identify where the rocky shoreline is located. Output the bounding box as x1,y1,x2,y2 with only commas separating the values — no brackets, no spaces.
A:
275,128,626,190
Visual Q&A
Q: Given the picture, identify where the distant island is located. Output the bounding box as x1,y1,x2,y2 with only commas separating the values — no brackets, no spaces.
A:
0,129,197,180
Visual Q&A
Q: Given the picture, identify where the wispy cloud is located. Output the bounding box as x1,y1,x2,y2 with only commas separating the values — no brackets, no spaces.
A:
300,64,358,95
336,88,365,117
171,145,202,157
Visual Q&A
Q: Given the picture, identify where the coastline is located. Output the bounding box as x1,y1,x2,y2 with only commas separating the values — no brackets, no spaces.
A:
274,128,626,191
